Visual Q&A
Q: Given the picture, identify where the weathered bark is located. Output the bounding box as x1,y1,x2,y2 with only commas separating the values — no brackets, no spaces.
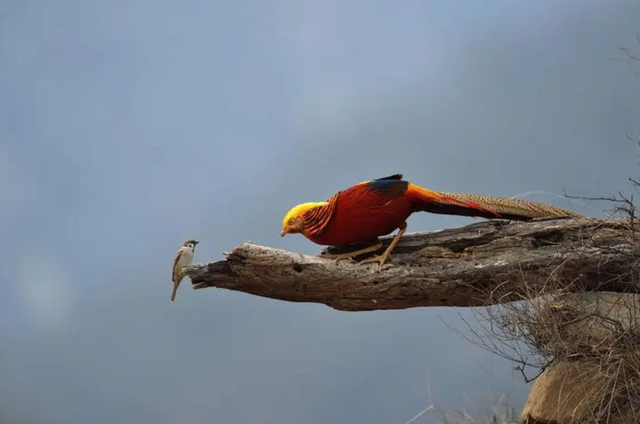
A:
185,217,640,311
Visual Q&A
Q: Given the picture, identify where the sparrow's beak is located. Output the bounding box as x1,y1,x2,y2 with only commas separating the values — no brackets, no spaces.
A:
280,228,288,237
194,240,199,245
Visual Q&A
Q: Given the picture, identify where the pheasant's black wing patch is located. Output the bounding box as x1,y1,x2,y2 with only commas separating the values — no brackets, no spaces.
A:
366,178,408,200
372,174,403,181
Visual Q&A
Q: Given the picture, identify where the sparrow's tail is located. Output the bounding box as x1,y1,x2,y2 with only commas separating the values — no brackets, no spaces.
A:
170,279,181,302
406,183,583,221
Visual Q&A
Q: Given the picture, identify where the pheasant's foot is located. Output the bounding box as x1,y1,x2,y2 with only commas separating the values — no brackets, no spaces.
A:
334,256,356,264
358,252,391,272
320,242,383,264
357,222,407,272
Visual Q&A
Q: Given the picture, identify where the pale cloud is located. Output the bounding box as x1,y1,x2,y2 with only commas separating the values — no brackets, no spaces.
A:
1,0,640,423
0,148,13,222
0,145,23,220
0,142,39,245
17,253,74,331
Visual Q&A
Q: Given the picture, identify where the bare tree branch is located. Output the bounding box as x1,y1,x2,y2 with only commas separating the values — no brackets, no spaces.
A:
185,217,640,311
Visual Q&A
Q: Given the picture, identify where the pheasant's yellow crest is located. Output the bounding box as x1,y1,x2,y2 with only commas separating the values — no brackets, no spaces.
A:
281,201,328,228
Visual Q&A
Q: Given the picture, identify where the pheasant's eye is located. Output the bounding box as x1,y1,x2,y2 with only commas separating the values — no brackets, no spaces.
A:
288,218,295,225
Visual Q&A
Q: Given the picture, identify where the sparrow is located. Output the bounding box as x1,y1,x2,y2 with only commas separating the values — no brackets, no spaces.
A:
171,239,199,302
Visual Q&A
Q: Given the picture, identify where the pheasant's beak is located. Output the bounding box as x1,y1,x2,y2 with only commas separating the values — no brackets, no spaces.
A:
280,227,289,237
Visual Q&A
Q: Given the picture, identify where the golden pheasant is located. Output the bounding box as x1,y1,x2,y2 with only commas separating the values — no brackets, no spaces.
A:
280,174,583,270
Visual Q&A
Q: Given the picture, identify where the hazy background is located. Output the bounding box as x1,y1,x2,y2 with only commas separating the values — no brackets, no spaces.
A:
1,1,640,423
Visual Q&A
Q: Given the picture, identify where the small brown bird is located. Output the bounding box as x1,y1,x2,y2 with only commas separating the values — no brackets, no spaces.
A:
171,239,199,302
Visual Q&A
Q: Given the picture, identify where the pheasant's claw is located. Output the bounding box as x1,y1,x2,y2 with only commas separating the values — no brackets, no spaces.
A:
320,242,383,265
320,251,358,262
334,256,356,264
357,254,390,272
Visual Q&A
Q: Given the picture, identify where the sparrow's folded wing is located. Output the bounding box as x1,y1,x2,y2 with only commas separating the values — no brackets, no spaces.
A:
172,249,184,282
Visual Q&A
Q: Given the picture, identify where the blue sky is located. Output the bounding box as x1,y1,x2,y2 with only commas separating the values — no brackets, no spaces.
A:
1,1,640,423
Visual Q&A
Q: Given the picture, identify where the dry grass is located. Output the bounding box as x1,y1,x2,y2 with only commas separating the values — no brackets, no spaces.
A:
447,129,640,422
431,35,640,424
401,392,521,424
449,182,640,424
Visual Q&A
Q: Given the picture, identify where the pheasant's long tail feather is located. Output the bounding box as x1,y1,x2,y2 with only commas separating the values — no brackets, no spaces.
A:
441,192,584,220
406,183,583,221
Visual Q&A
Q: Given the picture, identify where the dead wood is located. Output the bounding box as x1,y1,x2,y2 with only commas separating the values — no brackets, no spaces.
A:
185,217,640,311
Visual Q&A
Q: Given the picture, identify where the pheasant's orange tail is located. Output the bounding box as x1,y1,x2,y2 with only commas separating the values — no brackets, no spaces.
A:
406,183,583,221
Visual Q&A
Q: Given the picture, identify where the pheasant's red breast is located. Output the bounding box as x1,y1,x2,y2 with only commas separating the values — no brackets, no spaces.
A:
304,177,414,246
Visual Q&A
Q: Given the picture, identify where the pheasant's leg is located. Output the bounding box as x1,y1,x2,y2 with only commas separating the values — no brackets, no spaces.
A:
320,241,383,264
358,222,407,271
